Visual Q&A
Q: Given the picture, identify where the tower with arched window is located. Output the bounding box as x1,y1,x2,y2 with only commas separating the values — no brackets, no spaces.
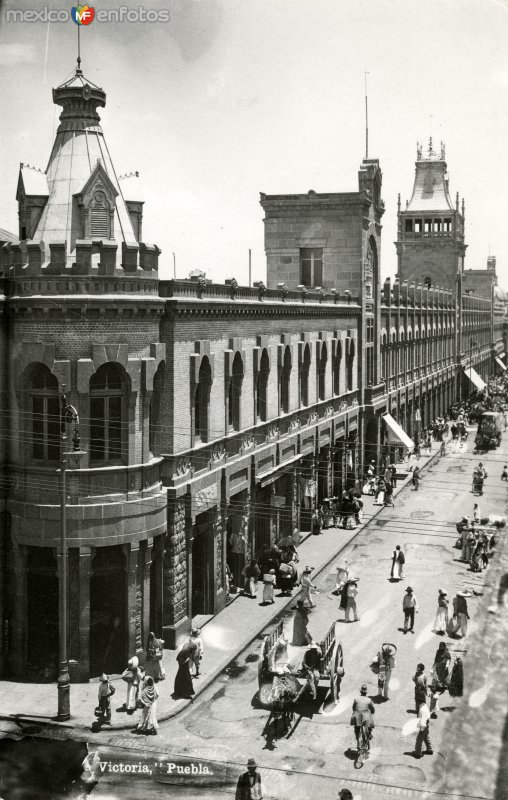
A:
2,63,167,683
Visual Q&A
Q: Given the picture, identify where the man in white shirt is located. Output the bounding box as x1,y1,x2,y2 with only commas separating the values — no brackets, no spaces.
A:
402,586,419,633
413,700,433,758
345,579,360,622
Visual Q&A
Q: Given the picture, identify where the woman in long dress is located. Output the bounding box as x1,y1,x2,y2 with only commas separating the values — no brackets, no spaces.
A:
136,676,158,735
145,631,166,682
433,590,449,634
173,645,195,700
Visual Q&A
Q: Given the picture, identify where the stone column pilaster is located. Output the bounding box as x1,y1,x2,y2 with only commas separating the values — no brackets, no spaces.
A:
142,539,153,656
8,538,27,677
163,497,189,648
124,543,142,659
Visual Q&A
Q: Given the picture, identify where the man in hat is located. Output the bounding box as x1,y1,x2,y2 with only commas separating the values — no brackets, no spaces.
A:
350,684,375,749
345,578,359,623
413,699,433,758
235,757,263,800
97,673,114,723
374,644,396,700
450,592,470,637
300,566,316,608
338,791,353,800
402,586,419,633
300,640,322,700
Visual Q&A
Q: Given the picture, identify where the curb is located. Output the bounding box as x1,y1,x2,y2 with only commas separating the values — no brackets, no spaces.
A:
0,445,443,735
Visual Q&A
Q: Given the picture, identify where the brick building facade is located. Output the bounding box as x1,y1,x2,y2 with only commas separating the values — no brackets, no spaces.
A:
0,70,506,681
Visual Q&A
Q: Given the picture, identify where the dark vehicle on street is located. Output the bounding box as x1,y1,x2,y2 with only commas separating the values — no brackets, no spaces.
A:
474,412,503,452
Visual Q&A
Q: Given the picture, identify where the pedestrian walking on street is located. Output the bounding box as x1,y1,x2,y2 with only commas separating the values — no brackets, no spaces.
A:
502,465,508,481
450,591,470,637
433,589,449,634
413,700,433,758
390,463,398,487
187,627,204,677
335,560,350,592
136,676,159,735
145,632,165,682
372,643,396,700
449,657,464,697
391,545,405,580
300,566,317,608
311,509,323,535
429,642,451,718
242,558,261,598
411,466,422,491
235,758,263,800
345,578,360,623
292,600,311,646
97,673,115,723
338,791,353,800
262,569,276,605
403,586,419,633
384,481,395,507
121,656,143,714
412,663,428,711
473,503,481,524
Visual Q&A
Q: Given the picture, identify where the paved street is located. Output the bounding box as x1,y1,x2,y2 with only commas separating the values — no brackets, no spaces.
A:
67,433,508,798
1,430,506,800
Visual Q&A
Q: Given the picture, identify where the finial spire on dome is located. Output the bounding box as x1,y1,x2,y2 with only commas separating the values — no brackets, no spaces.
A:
76,25,82,75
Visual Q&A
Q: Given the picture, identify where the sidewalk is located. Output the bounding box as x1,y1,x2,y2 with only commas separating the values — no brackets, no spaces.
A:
0,443,442,733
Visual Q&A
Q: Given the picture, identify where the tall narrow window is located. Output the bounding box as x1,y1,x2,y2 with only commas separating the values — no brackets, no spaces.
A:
256,350,269,422
149,362,165,455
90,363,126,464
194,357,211,442
280,346,292,414
28,364,60,463
347,340,355,392
333,341,342,395
300,344,311,406
300,248,323,287
318,342,327,401
228,352,243,431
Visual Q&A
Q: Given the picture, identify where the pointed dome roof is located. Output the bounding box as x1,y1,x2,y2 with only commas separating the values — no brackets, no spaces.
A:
31,66,137,258
406,139,455,213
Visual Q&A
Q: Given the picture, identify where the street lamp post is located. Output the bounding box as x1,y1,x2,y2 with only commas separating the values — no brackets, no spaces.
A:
57,395,85,721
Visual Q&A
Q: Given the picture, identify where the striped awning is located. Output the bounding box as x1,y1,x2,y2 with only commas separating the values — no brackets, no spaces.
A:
464,366,487,391
495,356,507,372
383,414,414,450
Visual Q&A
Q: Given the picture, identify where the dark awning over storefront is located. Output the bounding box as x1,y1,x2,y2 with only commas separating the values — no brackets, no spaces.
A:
257,454,303,488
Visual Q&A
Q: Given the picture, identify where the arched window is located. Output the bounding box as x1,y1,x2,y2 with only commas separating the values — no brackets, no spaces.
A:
149,362,165,455
280,346,292,414
194,357,211,442
256,349,270,422
333,340,342,395
300,344,311,406
27,363,60,463
318,342,327,401
90,363,127,464
228,352,243,431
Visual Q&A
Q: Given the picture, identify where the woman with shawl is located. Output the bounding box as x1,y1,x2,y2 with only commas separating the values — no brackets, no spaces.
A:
433,589,449,635
291,601,311,646
121,656,142,714
429,642,451,718
136,676,159,735
145,631,165,682
173,644,195,700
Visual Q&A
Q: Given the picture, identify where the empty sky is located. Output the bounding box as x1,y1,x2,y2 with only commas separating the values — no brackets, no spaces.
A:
1,0,508,287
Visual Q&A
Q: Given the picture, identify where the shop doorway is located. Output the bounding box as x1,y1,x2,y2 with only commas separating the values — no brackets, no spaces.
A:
192,511,214,616
226,493,248,589
26,548,58,682
90,546,126,677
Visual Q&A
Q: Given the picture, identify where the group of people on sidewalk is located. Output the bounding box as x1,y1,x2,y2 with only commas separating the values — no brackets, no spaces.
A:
94,627,204,733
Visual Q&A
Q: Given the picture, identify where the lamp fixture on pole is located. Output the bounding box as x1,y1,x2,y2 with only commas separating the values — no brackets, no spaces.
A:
57,393,85,721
